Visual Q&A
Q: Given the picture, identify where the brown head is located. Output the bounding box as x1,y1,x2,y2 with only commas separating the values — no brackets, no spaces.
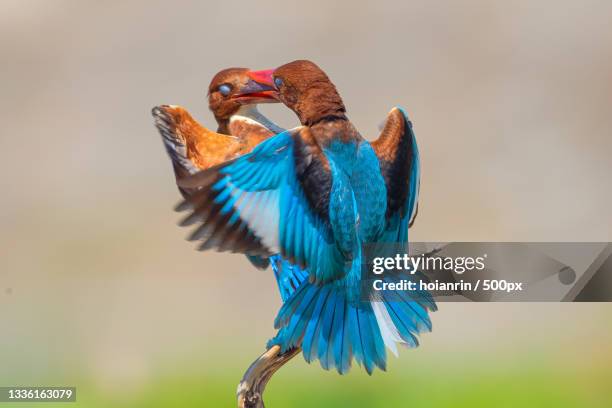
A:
207,68,277,124
246,60,347,126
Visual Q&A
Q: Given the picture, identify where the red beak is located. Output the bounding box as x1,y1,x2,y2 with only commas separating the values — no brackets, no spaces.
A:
247,69,275,87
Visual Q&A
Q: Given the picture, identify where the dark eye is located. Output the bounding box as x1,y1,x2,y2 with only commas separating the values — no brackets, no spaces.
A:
274,77,283,88
218,84,231,96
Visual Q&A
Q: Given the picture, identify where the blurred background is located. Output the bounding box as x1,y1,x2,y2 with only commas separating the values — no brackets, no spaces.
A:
1,1,611,407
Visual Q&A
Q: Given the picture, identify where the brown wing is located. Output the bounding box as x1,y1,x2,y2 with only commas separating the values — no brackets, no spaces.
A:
370,107,420,229
153,105,242,197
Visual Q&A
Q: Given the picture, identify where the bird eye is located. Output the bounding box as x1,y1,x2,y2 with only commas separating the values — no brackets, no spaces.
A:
218,84,232,96
274,77,283,88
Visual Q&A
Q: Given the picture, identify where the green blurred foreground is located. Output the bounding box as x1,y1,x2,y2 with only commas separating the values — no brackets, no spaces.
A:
4,350,609,408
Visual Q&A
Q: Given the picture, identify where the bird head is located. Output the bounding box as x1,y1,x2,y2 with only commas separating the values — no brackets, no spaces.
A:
246,60,346,126
207,68,277,121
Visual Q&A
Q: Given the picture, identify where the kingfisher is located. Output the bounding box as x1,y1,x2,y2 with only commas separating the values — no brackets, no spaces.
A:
177,60,435,374
152,68,306,299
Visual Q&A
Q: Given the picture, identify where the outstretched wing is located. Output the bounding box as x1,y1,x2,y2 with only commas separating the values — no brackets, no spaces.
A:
152,105,242,198
177,128,350,284
371,107,420,243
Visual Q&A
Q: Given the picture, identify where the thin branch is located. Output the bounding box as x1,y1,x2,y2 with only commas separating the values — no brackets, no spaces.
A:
237,345,300,408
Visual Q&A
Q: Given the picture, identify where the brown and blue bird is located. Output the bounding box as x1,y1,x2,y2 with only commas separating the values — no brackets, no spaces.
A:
177,60,435,374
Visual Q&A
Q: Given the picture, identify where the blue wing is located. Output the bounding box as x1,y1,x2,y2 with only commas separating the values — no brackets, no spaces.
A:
177,128,350,284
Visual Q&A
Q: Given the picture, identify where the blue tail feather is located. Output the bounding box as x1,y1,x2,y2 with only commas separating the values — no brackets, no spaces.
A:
317,291,338,368
331,294,347,372
348,306,365,368
272,271,436,374
303,286,332,363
